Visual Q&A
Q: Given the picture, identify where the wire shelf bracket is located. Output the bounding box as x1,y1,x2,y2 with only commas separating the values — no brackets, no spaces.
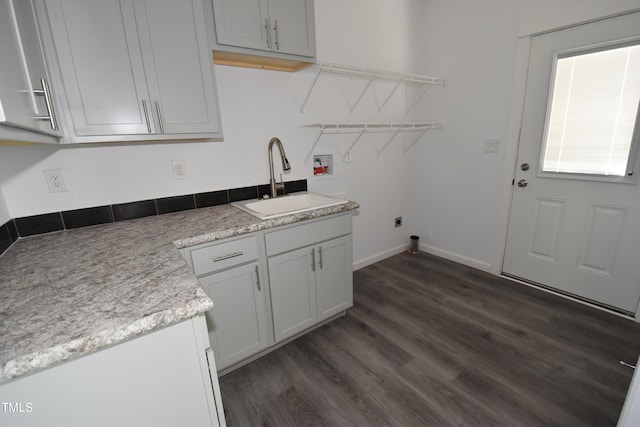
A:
378,79,403,113
406,84,433,113
300,61,446,113
303,122,444,160
404,129,430,153
350,77,375,113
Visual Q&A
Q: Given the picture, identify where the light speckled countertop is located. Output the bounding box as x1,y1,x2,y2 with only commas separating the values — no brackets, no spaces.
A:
0,201,358,384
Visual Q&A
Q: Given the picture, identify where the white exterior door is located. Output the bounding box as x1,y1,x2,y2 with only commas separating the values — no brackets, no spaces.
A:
503,12,640,315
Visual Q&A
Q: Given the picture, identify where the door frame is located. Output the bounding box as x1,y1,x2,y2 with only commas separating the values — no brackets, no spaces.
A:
491,10,640,320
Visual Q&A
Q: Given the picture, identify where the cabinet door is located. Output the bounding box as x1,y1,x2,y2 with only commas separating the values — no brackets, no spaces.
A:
200,262,270,371
212,0,270,52
0,0,34,131
45,0,152,136
0,0,61,137
316,236,353,321
266,0,315,57
0,319,222,427
134,0,222,134
268,245,317,342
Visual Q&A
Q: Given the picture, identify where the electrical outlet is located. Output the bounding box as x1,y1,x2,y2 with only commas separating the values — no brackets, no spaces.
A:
484,138,500,153
172,160,187,180
43,168,67,193
395,216,403,228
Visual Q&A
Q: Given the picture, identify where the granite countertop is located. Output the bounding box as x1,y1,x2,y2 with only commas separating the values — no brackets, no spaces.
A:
0,200,359,384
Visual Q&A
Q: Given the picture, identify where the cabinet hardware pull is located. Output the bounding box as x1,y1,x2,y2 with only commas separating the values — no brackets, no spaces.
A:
310,247,316,272
212,252,243,262
141,100,151,133
255,265,261,291
318,246,323,269
265,18,272,48
155,101,165,133
273,20,279,50
33,78,59,131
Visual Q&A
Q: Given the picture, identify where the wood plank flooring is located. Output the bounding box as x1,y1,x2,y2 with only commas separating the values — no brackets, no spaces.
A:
219,252,640,426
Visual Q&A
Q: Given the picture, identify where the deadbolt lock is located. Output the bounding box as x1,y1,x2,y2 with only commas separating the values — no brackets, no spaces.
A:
521,163,530,171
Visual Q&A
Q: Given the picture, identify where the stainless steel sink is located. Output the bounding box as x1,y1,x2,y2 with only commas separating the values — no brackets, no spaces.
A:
232,192,348,220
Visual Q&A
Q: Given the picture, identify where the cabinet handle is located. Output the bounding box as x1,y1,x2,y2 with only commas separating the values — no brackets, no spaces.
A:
273,20,279,50
255,265,261,291
33,78,59,131
155,101,165,133
264,18,272,48
212,252,243,262
141,100,151,133
310,247,316,272
318,246,323,270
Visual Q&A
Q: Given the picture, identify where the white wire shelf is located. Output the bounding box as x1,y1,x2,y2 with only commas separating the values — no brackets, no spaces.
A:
314,62,446,85
303,122,444,160
300,61,446,113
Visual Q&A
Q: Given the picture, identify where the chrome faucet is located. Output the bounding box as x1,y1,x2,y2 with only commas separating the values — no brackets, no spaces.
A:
268,137,291,198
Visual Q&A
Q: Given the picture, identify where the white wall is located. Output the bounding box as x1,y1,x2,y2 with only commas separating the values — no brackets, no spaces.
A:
0,0,428,266
2,0,636,269
411,0,640,271
518,0,640,36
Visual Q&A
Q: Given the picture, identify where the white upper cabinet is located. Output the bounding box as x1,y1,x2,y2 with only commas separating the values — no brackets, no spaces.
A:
0,0,62,141
212,0,270,52
45,0,150,137
266,0,315,57
134,0,222,135
44,0,222,142
211,0,315,58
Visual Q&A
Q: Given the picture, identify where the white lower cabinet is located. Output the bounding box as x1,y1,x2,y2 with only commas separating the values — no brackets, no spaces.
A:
184,235,271,372
265,214,353,343
0,316,226,427
183,212,353,372
268,245,318,341
315,236,353,320
199,261,270,371
268,235,352,342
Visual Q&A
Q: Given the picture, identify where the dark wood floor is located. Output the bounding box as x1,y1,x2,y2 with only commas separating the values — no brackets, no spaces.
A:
219,252,640,426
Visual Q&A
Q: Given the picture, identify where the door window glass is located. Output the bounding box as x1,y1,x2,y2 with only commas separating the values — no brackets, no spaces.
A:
541,43,640,177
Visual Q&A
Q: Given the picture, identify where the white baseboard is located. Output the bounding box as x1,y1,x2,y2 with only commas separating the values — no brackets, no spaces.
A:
353,244,408,271
353,243,493,273
419,244,492,272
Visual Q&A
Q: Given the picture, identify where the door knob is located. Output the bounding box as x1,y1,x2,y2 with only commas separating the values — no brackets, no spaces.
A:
517,179,528,187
